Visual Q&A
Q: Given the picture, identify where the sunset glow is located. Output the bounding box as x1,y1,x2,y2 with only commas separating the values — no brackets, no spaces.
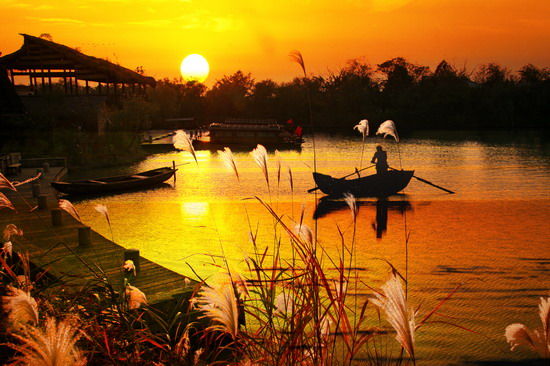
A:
1,0,548,84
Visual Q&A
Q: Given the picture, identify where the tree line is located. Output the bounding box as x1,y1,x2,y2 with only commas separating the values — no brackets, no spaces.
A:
145,58,549,134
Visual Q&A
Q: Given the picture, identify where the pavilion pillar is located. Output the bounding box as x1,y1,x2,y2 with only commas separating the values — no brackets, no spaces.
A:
98,82,102,95
63,70,68,94
41,69,45,93
48,70,52,92
75,78,79,95
85,80,89,95
9,69,15,85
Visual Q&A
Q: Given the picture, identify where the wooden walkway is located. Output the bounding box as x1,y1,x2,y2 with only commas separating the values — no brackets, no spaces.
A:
1,165,194,305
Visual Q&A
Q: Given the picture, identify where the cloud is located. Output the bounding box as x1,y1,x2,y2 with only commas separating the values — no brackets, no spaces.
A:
26,16,85,25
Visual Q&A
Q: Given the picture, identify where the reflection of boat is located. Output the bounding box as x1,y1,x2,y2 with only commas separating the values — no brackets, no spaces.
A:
312,170,414,198
194,119,303,149
314,197,412,239
51,167,176,195
314,197,411,219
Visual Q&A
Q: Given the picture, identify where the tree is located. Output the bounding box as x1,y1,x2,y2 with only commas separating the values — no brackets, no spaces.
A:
206,71,254,118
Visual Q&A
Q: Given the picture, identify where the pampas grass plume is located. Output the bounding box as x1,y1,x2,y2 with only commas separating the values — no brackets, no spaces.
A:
2,286,39,329
376,120,400,142
294,223,313,246
372,274,416,359
58,199,82,223
3,224,23,241
122,259,136,276
505,295,550,358
218,147,239,181
8,316,86,366
173,129,198,164
354,119,369,140
197,282,239,338
251,144,269,187
343,193,358,222
126,285,147,310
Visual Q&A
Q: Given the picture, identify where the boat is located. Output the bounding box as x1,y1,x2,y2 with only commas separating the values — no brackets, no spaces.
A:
194,118,303,150
312,170,414,198
51,167,176,195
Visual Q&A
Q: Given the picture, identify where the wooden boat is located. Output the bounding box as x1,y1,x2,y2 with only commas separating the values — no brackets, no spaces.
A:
312,170,414,198
198,118,303,149
51,167,176,195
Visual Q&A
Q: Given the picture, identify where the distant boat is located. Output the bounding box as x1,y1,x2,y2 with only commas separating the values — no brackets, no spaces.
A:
51,167,176,195
194,118,303,149
312,170,414,198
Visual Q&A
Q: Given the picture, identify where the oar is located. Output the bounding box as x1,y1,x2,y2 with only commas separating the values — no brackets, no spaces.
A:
390,167,455,194
307,165,375,193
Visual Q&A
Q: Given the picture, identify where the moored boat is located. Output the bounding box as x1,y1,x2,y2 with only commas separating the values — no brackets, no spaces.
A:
312,170,414,198
196,118,303,149
51,167,176,195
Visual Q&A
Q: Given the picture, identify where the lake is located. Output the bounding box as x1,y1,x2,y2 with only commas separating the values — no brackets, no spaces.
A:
72,132,550,365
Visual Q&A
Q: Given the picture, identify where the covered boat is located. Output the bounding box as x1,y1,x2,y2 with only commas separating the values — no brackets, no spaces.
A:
198,118,303,149
312,170,414,198
51,167,176,195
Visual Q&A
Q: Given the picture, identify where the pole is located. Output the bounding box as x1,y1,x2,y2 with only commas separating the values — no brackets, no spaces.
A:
389,167,455,194
172,160,176,185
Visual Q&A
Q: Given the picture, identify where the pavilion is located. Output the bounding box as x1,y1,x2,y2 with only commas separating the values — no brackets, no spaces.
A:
0,33,155,96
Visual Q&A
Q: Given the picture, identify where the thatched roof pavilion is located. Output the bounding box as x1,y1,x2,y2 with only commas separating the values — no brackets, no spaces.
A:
0,34,155,95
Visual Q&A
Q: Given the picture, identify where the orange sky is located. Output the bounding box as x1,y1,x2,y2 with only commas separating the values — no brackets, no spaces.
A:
1,0,549,85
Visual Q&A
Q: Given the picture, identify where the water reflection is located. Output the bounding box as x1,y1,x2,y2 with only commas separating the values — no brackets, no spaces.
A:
314,197,412,239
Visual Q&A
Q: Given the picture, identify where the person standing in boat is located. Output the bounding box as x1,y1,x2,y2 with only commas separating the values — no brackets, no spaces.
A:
371,145,389,174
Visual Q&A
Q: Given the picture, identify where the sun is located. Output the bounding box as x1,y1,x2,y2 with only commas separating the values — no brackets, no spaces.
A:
180,54,209,83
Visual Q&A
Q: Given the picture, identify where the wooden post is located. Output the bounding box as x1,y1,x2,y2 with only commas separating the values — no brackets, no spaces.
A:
78,226,91,247
51,208,62,226
85,80,89,95
172,160,176,185
38,194,48,210
32,183,41,198
124,249,140,274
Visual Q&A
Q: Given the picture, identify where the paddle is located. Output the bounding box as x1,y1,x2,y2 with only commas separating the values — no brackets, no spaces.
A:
390,167,455,194
307,165,375,193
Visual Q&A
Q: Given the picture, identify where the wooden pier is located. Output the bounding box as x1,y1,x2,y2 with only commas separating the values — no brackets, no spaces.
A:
1,163,194,305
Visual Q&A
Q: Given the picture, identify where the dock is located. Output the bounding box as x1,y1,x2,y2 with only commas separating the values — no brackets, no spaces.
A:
1,160,193,306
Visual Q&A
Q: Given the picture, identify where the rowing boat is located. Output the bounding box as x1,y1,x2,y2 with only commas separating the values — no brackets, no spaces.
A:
312,170,414,198
51,167,176,195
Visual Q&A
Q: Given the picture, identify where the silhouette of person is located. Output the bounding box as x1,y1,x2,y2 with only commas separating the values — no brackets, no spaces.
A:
371,145,389,174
